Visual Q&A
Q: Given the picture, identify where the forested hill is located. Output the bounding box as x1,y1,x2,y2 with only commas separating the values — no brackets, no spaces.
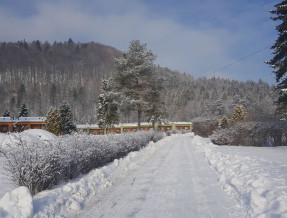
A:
0,40,276,123
0,39,122,123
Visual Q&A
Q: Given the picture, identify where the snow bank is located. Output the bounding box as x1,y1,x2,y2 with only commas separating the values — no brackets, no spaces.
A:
31,134,177,217
193,135,287,217
20,129,56,142
0,186,33,218
0,129,56,149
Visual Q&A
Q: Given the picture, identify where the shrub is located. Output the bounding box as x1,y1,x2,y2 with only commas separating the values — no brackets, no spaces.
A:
192,119,219,137
0,130,164,195
211,121,287,146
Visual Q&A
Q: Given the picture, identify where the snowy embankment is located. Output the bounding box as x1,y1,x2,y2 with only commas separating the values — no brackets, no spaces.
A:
193,135,287,218
0,133,176,217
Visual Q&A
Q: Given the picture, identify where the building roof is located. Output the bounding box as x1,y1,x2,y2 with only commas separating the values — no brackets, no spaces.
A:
0,117,12,122
18,117,46,122
77,122,192,129
0,117,46,123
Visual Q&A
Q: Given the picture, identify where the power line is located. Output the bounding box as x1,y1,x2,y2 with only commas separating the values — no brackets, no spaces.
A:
207,44,272,77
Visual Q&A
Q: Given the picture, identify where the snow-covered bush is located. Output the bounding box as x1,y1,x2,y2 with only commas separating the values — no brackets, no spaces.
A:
0,130,164,195
165,129,191,136
211,121,287,146
166,129,180,136
192,119,219,137
0,135,63,195
181,129,191,134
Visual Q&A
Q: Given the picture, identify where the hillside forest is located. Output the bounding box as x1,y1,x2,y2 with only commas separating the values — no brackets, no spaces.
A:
0,39,277,124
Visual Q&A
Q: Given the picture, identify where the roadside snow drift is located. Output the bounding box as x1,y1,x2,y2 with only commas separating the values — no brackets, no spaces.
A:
0,187,33,218
193,135,287,218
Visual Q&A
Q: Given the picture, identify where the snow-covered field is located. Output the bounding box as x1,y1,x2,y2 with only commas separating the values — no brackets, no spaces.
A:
0,132,287,217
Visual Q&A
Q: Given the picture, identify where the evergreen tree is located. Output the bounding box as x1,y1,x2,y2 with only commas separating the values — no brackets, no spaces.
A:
2,110,10,117
267,1,287,109
232,105,247,122
59,102,76,134
145,79,165,129
111,40,161,128
221,116,228,129
97,80,119,130
45,107,61,135
18,103,28,117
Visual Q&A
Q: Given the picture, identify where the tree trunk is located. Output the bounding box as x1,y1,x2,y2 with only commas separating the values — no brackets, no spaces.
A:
137,105,141,130
152,120,155,130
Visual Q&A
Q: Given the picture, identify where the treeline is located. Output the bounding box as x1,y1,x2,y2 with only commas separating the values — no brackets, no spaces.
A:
0,39,277,123
157,68,277,121
0,39,122,123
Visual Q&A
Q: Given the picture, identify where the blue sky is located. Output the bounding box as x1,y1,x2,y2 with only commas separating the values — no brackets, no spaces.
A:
0,0,280,84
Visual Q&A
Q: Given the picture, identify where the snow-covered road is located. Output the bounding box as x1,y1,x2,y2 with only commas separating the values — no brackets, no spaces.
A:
74,134,244,218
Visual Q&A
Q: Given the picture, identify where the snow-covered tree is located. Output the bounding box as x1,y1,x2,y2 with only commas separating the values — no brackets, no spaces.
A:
145,81,165,129
111,40,162,129
97,80,119,131
18,103,28,117
59,102,76,134
2,110,10,117
232,104,247,122
221,116,228,129
267,1,287,110
45,107,61,135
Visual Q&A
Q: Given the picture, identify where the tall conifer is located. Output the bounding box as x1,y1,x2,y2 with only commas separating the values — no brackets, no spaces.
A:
59,102,76,134
46,107,61,135
267,1,287,114
111,40,162,129
97,80,119,131
18,103,28,117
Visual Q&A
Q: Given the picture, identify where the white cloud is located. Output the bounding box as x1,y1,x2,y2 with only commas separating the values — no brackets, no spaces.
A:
0,0,276,83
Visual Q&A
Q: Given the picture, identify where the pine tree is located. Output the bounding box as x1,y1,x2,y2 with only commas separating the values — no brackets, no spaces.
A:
18,103,28,117
111,40,161,129
267,1,287,109
145,79,164,129
221,116,228,129
59,102,76,134
2,110,10,117
232,104,247,122
97,80,119,131
45,107,61,135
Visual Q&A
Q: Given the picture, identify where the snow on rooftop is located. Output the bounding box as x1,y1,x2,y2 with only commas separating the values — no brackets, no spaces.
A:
0,117,12,122
77,122,192,129
0,117,46,123
18,117,46,122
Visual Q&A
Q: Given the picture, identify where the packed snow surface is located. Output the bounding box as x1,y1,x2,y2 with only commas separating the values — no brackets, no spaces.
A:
0,133,287,217
74,133,244,218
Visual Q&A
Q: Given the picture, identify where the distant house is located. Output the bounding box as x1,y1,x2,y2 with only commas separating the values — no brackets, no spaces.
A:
77,122,193,135
0,117,46,133
0,118,192,135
